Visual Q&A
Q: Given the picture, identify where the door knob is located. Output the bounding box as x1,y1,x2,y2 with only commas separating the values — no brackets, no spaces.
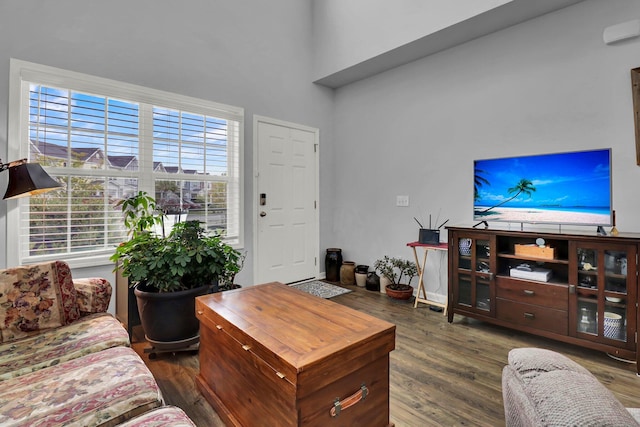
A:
260,211,267,217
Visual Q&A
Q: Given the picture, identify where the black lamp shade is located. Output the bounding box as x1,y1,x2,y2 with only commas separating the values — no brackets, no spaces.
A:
3,163,62,200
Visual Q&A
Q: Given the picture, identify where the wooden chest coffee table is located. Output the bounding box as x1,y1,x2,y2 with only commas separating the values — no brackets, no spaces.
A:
195,282,396,427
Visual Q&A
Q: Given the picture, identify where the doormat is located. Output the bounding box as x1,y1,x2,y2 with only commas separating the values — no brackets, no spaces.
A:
290,281,352,299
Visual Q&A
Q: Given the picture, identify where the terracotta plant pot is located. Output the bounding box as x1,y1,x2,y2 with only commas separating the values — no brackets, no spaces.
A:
385,284,414,300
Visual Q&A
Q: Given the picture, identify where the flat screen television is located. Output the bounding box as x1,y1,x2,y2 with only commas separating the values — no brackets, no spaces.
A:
473,148,612,227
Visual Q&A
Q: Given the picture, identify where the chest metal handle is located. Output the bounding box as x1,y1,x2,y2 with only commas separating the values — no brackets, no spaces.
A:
330,384,369,417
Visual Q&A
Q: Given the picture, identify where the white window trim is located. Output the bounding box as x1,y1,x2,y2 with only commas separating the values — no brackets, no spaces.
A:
7,58,245,268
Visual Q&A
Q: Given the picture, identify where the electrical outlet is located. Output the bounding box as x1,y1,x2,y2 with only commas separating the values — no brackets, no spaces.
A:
396,195,409,207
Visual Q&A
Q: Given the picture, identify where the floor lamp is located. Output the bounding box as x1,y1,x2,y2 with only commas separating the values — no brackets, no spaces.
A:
1,158,62,200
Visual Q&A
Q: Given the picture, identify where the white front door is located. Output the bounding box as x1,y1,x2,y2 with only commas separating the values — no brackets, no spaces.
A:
254,116,319,284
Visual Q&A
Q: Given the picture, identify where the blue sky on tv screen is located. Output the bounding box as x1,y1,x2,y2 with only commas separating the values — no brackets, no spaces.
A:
474,149,611,209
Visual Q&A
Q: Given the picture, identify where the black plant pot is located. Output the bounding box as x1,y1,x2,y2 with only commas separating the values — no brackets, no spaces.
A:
134,283,210,347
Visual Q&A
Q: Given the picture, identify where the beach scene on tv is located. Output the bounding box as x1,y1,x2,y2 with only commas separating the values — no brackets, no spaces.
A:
473,149,612,226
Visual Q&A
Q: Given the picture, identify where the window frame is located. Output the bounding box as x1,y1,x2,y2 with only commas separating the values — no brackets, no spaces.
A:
7,59,244,268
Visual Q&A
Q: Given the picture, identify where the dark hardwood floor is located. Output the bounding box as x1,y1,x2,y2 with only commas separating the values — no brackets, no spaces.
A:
131,284,640,426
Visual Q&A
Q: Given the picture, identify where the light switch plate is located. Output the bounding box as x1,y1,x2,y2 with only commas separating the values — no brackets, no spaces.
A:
396,195,409,207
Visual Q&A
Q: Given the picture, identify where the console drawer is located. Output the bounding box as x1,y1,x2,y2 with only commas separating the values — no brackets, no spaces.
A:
496,298,568,335
496,277,568,310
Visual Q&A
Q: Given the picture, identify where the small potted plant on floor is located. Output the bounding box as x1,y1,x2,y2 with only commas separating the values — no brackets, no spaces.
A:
374,256,394,291
374,256,418,300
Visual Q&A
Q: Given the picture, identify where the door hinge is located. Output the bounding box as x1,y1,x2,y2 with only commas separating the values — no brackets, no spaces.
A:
315,257,317,266
314,200,317,209
314,143,318,153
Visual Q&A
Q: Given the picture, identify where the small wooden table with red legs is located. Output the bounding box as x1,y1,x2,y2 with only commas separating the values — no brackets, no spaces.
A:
407,241,449,314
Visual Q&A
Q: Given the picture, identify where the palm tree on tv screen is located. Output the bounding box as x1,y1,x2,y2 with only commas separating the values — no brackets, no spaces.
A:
480,178,536,213
474,169,490,201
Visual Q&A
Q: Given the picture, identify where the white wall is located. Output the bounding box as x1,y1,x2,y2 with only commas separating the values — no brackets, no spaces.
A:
329,0,640,301
2,0,639,307
0,1,335,290
311,0,510,80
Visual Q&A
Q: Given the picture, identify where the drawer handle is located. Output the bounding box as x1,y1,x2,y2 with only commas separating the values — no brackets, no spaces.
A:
523,290,535,296
275,371,286,379
196,310,204,315
330,383,369,418
216,325,223,330
242,344,251,351
524,312,535,320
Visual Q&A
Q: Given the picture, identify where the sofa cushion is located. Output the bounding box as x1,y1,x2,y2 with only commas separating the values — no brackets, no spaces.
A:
520,368,637,426
0,312,130,381
74,277,112,315
117,406,196,426
628,408,640,423
0,261,80,342
503,364,546,426
504,348,639,426
507,347,591,379
0,346,162,427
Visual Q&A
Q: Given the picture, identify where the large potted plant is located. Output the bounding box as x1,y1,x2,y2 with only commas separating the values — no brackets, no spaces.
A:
374,256,418,300
111,192,241,351
216,250,246,292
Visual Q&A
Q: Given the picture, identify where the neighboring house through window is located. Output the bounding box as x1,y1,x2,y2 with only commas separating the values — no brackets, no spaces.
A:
7,59,244,268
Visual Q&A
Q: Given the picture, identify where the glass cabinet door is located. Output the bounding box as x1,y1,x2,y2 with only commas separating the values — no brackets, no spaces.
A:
575,247,599,337
573,244,635,348
454,236,494,314
603,250,628,342
577,247,598,290
457,274,472,306
576,300,598,335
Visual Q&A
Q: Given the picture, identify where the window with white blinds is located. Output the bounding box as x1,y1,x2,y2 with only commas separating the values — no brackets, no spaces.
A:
8,60,244,267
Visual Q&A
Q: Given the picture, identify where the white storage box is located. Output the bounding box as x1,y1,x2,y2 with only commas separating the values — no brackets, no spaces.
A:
509,267,553,282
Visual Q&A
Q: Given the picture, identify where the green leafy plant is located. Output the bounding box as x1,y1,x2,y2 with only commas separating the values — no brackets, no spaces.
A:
218,250,247,291
374,256,395,282
374,256,418,290
114,191,165,238
111,193,242,293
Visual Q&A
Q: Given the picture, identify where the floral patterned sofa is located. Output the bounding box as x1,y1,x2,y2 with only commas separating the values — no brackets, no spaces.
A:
0,261,196,426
